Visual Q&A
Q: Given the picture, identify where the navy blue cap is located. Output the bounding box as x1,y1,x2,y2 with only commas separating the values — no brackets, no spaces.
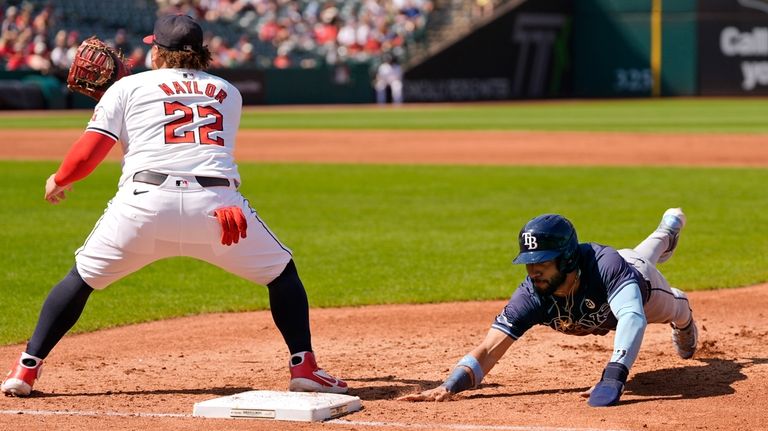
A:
143,14,203,53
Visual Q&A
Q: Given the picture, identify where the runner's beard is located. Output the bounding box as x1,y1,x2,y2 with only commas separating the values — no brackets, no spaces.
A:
534,270,568,296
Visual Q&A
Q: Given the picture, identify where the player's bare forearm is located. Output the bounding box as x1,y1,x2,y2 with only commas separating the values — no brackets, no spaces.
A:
470,327,515,376
398,328,513,402
44,174,72,204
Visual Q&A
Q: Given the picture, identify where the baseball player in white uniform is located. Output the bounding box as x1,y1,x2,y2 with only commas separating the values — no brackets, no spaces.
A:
1,14,347,397
374,56,403,104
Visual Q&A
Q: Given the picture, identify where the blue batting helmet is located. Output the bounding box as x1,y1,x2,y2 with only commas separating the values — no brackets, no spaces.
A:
512,214,579,272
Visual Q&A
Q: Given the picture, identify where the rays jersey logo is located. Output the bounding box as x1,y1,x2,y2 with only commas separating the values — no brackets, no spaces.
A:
547,301,612,336
522,232,538,250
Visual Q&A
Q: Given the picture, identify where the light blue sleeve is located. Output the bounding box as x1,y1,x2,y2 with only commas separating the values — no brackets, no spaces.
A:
607,281,647,369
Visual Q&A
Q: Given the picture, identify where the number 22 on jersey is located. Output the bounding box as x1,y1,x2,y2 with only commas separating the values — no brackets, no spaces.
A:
164,101,224,146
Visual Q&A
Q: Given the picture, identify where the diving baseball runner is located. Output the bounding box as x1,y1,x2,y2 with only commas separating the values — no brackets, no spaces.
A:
399,208,698,407
2,14,346,397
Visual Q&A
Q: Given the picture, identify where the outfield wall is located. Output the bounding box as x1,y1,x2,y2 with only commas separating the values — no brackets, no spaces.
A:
571,0,697,97
403,0,572,101
404,0,768,101
0,64,375,110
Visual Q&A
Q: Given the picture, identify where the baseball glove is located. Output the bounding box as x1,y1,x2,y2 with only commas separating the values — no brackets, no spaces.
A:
66,36,131,101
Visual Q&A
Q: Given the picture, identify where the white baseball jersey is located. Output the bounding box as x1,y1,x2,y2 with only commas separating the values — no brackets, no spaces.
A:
75,68,292,289
87,68,243,186
375,62,402,86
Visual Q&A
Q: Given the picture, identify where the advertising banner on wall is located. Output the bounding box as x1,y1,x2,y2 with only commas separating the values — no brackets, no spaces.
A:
211,68,266,105
699,0,768,95
403,0,572,102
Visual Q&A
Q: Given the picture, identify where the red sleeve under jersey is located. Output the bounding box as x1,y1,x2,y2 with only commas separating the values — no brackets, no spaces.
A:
53,131,117,186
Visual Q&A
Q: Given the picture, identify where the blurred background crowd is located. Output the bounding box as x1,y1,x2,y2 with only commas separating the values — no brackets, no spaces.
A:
0,0,433,75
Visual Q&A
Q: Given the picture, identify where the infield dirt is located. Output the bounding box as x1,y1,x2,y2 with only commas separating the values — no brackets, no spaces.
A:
1,129,766,166
1,127,766,431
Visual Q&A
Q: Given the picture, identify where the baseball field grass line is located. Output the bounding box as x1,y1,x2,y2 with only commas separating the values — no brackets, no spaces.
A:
1,161,767,345
0,99,767,132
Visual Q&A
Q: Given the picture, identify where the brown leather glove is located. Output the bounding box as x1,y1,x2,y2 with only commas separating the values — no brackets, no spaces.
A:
66,36,132,101
214,206,247,246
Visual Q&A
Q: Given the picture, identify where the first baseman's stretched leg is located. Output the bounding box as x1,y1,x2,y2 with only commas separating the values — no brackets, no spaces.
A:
267,260,312,354
26,265,94,359
1,266,93,396
268,260,348,393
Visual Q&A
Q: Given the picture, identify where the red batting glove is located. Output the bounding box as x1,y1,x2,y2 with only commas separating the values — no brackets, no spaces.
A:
214,206,248,246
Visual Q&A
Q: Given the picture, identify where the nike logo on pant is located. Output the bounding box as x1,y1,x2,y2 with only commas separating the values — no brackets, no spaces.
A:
133,189,149,195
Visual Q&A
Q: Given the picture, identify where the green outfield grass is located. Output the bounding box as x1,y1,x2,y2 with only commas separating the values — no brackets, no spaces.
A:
0,161,766,344
1,98,767,132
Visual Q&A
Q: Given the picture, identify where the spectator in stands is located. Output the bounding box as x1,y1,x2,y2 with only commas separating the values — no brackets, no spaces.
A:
2,0,433,73
14,4,32,36
50,29,71,71
1,2,57,72
314,12,339,46
126,46,146,69
274,44,292,69
5,37,28,71
199,0,245,21
157,0,199,17
113,29,132,57
472,0,495,19
235,41,255,66
364,18,389,54
26,38,51,74
400,0,423,21
374,55,403,104
65,31,80,64
0,27,18,59
30,4,52,37
336,18,357,50
208,35,238,68
284,1,304,24
1,5,19,35
259,17,280,43
5,0,366,95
